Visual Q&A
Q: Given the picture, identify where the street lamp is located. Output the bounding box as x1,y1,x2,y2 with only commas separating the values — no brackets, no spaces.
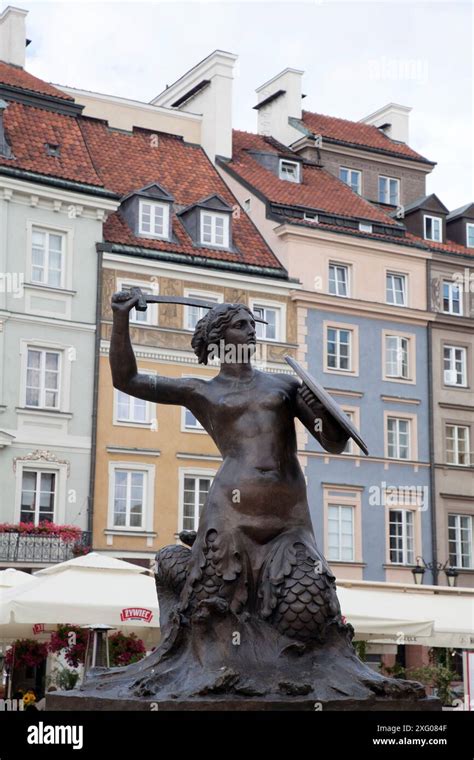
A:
411,556,459,587
411,558,426,585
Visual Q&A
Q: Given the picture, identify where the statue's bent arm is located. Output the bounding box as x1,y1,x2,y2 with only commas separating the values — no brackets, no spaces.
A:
294,384,349,455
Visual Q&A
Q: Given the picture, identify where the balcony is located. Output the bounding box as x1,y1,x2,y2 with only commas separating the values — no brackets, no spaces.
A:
0,524,91,565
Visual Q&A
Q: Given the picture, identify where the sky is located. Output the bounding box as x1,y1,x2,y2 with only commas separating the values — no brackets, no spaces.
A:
12,0,474,209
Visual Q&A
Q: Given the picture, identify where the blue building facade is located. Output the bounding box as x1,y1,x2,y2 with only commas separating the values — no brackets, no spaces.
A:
303,306,434,585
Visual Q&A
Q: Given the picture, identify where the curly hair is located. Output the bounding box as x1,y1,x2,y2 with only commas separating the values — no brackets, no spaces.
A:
191,303,254,365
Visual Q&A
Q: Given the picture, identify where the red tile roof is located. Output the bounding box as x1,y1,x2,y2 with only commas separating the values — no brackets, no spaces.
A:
0,101,103,186
79,119,284,270
301,111,432,163
0,61,74,101
406,232,474,258
227,130,400,227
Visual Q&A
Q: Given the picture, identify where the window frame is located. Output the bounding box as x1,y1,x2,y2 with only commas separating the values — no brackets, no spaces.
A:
107,461,155,534
339,167,361,195
328,262,350,297
30,227,66,289
178,468,216,532
19,469,57,525
424,214,443,243
385,414,414,460
443,345,467,387
138,199,170,240
442,280,463,316
466,223,474,248
249,299,285,343
323,486,362,564
445,424,470,467
388,508,415,565
386,271,408,307
199,210,230,248
14,458,68,525
278,159,301,183
378,175,400,206
382,331,416,383
448,513,473,569
24,347,62,410
323,321,359,376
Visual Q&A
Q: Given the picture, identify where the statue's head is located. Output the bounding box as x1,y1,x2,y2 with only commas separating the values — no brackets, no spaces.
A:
191,303,256,365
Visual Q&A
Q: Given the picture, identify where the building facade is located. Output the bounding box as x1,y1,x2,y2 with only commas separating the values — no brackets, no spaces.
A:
0,10,118,570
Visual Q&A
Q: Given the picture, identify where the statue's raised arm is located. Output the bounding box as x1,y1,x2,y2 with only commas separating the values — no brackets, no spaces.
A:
109,290,202,407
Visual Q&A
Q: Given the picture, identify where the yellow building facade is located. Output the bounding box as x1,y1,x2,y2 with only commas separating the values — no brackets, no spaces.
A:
93,257,298,566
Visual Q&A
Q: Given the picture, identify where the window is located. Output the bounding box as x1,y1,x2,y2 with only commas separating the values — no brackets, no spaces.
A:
386,272,407,306
424,215,442,242
185,292,220,331
339,167,361,194
113,469,145,528
20,470,56,524
378,176,400,206
443,281,462,315
385,335,409,379
327,327,351,371
444,346,467,386
184,408,204,431
182,475,213,531
327,504,354,561
389,509,414,564
387,417,410,459
279,159,300,183
25,348,60,409
328,263,349,297
200,211,230,248
116,390,148,424
138,200,169,239
448,514,473,568
253,304,280,341
304,212,318,222
446,425,470,466
31,228,64,288
359,222,373,233
466,223,474,248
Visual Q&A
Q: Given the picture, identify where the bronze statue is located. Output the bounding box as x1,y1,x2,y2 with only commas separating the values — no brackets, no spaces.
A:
58,292,439,710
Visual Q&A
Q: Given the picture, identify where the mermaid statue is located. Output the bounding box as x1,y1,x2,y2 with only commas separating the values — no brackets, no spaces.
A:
64,291,437,710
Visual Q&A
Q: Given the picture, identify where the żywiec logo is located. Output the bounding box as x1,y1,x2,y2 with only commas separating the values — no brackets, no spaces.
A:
120,607,153,623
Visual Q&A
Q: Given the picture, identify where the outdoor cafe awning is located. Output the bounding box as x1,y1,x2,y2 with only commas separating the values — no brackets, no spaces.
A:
0,553,160,647
337,579,474,649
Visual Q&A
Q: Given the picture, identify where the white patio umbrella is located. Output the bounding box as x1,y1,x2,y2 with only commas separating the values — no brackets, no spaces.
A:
0,553,160,648
0,568,36,588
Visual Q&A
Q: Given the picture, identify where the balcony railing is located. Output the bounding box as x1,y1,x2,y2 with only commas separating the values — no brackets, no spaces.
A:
0,531,91,565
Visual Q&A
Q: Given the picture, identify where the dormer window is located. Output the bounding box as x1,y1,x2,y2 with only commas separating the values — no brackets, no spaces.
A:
200,211,229,248
424,215,442,242
139,200,170,239
120,183,174,242
279,159,300,183
466,223,474,248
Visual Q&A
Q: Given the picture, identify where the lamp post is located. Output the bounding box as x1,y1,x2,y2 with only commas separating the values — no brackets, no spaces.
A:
411,557,459,587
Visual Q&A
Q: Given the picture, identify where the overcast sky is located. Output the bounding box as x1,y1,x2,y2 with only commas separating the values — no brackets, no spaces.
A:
15,0,474,209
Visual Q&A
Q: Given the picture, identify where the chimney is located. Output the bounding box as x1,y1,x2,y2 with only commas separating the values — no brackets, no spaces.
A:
0,6,28,67
151,50,237,163
361,103,412,144
255,68,304,147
